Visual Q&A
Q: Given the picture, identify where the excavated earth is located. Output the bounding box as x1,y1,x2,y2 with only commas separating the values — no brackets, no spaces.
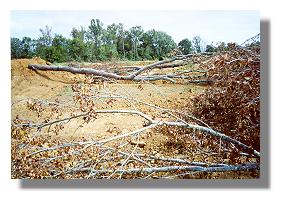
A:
11,57,258,179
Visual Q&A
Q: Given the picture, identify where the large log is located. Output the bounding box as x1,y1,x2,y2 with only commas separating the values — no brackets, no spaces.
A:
28,53,213,82
28,64,130,80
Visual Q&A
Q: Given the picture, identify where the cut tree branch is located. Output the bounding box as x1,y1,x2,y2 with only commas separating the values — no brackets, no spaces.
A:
27,53,212,82
67,163,259,176
20,107,260,157
157,121,260,157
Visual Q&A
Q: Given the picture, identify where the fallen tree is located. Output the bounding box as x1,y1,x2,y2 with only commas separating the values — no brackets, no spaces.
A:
28,53,213,83
68,163,259,176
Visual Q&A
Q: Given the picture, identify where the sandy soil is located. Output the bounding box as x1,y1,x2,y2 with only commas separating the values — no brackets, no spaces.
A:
11,58,259,179
11,58,202,171
11,58,204,142
12,59,208,164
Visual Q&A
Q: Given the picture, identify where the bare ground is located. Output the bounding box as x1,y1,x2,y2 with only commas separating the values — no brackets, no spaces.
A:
12,58,204,141
11,58,259,179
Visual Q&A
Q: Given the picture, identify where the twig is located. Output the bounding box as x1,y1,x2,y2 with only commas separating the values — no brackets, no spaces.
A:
27,143,80,157
100,145,152,168
107,135,139,179
94,123,158,145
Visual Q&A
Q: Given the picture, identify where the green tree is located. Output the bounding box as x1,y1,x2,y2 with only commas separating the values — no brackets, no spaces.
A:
216,42,227,52
49,35,69,62
105,24,119,45
129,26,144,60
178,38,193,54
205,44,216,52
88,19,104,61
69,27,91,61
116,23,126,59
71,26,86,41
142,29,177,59
101,23,120,60
20,37,35,58
11,37,22,59
39,25,52,46
35,25,53,60
192,36,203,53
68,38,91,62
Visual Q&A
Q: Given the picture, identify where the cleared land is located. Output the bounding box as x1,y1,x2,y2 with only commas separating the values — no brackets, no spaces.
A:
11,56,259,179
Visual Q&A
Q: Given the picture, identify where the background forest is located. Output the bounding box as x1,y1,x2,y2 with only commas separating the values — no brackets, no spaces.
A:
11,18,226,62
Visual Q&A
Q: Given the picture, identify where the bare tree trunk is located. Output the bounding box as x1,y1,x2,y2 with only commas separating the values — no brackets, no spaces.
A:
123,39,125,59
67,163,259,175
28,53,214,83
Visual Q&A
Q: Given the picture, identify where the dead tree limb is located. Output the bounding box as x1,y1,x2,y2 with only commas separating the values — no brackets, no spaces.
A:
91,91,211,127
27,53,212,82
68,163,259,176
28,64,131,80
12,109,154,129
19,107,260,157
158,121,260,157
27,64,181,82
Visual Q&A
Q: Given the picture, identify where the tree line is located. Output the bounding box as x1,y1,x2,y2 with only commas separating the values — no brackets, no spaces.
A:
11,18,224,63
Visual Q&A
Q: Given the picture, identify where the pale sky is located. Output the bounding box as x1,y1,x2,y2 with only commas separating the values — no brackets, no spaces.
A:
10,10,259,45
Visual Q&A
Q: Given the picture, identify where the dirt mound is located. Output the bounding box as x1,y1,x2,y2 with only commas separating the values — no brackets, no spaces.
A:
11,57,47,80
11,58,84,107
11,57,85,87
